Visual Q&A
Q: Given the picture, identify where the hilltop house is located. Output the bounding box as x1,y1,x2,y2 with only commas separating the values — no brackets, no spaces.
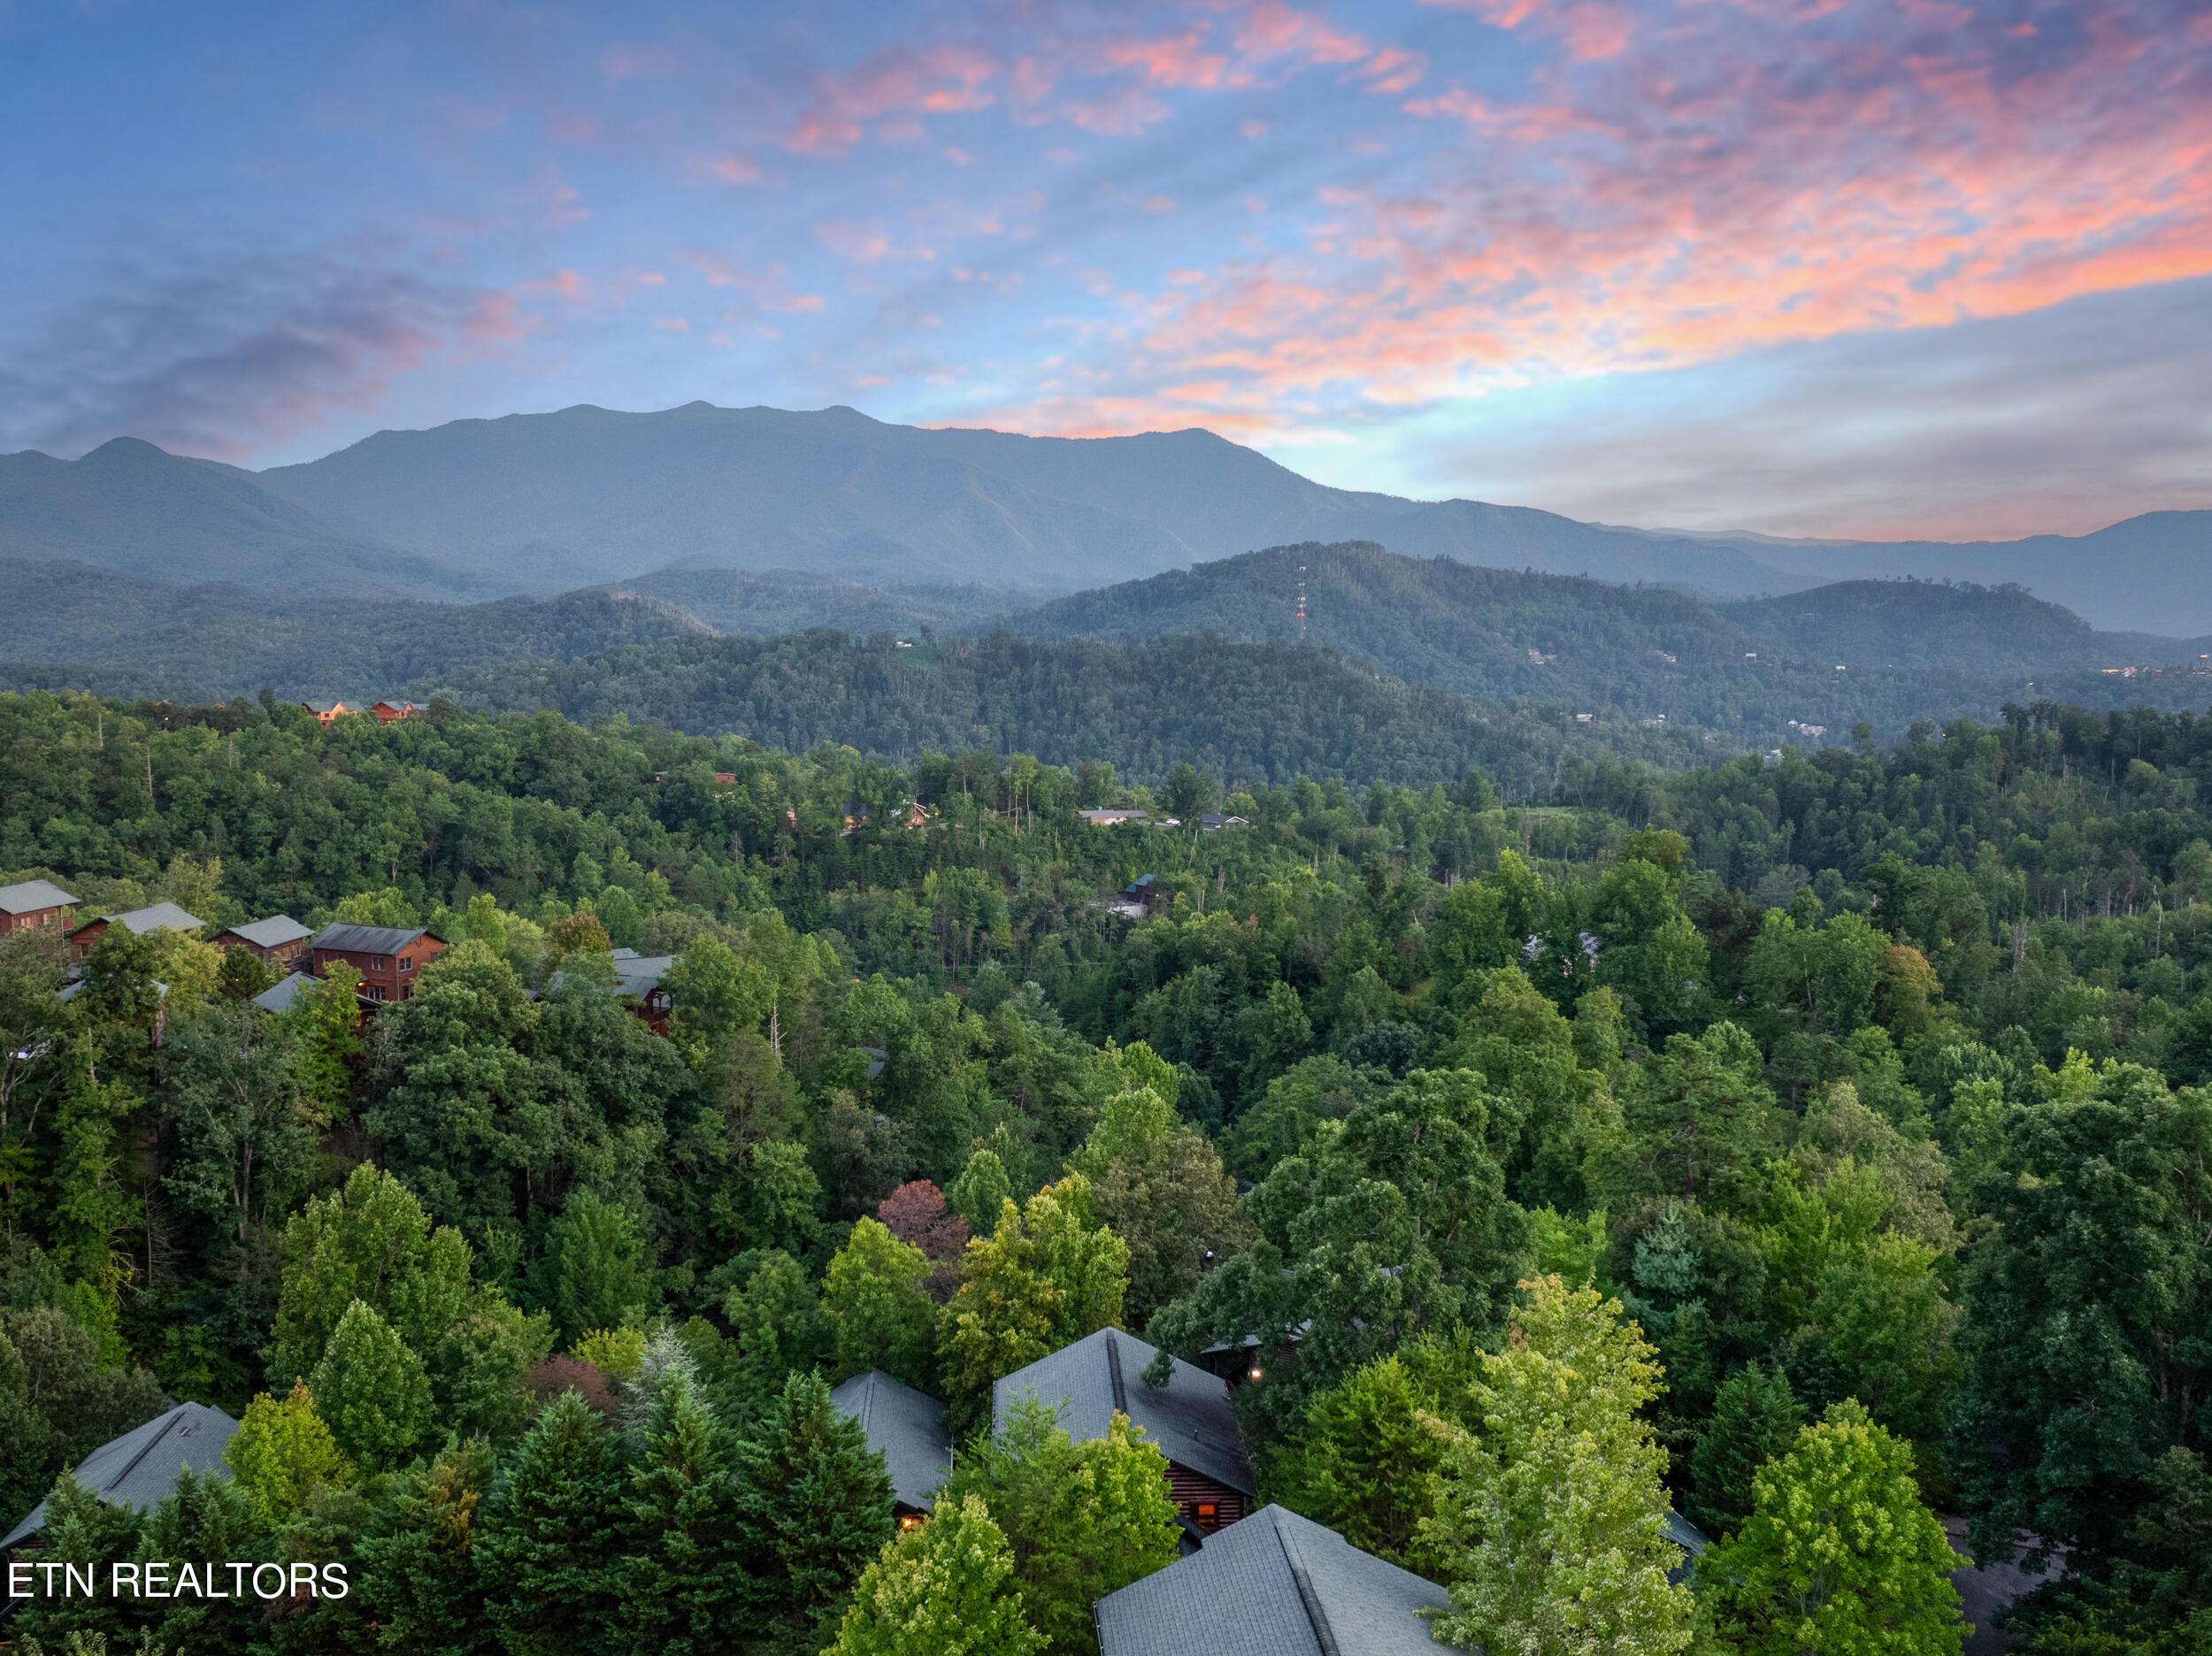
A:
1079,809,1148,826
310,924,446,1004
211,915,313,970
995,1328,1257,1535
370,699,420,724
1198,814,1248,832
1094,1503,1466,1656
3,1403,239,1552
66,902,207,962
296,701,353,724
828,1369,952,1524
0,878,78,933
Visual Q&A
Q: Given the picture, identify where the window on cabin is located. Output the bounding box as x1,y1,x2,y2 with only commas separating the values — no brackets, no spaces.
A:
364,985,386,1002
371,956,387,970
1194,1503,1218,1531
399,956,412,971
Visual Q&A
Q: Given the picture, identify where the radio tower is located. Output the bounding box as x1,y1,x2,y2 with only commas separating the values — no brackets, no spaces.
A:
1296,565,1308,642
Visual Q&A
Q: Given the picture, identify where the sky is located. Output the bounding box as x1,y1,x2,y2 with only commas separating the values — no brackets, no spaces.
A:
1,0,2208,540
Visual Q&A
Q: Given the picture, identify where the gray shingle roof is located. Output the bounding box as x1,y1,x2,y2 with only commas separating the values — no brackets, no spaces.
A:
3,1402,239,1550
1095,1503,1466,1656
312,924,429,954
252,971,318,1014
0,879,78,915
221,916,312,950
85,903,206,936
829,1370,952,1512
994,1328,1256,1498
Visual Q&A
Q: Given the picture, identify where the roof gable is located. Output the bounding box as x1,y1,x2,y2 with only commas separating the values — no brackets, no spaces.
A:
222,915,313,949
3,1402,240,1549
83,902,206,936
1095,1505,1463,1656
0,879,79,914
994,1328,1255,1497
312,923,431,954
828,1369,952,1510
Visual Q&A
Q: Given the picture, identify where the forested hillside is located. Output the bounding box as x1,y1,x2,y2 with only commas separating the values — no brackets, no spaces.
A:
0,686,2206,1653
422,626,1723,797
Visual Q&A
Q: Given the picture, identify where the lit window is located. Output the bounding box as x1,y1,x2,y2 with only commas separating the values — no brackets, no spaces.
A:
1195,1503,1219,1531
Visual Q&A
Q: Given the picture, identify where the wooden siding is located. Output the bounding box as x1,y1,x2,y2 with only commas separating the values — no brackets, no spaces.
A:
1164,1461,1247,1532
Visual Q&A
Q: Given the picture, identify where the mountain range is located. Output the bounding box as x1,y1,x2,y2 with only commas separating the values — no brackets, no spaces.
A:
5,401,2206,632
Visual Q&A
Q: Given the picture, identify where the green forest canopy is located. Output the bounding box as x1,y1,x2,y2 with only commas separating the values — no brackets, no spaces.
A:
0,686,2206,1654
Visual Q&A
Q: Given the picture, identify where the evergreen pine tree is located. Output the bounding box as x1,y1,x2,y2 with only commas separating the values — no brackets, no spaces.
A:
357,1439,501,1656
728,1369,897,1648
477,1391,626,1655
1689,1362,1803,1537
618,1366,746,1656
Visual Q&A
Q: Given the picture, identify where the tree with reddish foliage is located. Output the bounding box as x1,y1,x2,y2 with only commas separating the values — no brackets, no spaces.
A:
879,1180,969,1303
526,1354,618,1418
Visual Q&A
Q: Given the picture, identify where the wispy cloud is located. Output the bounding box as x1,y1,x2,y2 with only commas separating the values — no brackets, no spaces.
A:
0,249,505,461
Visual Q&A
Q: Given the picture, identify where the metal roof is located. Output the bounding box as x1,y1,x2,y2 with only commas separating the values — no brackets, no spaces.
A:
252,971,318,1014
828,1369,953,1512
994,1328,1256,1498
311,924,430,954
220,916,312,949
0,879,78,915
3,1402,239,1550
81,902,206,936
1094,1504,1464,1656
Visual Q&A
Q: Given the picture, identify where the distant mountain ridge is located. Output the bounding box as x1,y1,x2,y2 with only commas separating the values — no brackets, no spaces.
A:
1,401,2207,632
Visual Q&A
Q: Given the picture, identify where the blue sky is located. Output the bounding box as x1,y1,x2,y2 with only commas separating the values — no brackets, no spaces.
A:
2,0,2207,539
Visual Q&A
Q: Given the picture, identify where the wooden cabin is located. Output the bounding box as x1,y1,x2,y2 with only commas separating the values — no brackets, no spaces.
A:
0,878,78,933
309,924,446,1003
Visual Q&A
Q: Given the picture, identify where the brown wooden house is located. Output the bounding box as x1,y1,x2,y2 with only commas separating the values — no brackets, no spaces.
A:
309,924,445,1003
369,700,420,724
0,879,78,934
210,916,313,970
296,701,354,725
995,1329,1257,1536
66,902,207,962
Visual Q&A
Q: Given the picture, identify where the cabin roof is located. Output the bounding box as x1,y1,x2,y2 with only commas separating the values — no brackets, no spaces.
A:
994,1327,1256,1497
1094,1503,1463,1656
0,879,78,915
3,1403,240,1550
828,1369,952,1512
221,915,312,949
312,924,431,954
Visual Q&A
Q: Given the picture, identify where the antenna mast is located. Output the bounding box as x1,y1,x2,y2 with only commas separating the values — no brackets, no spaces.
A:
1296,565,1307,642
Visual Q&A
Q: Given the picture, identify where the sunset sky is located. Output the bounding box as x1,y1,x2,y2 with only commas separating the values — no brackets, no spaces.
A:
2,0,2207,539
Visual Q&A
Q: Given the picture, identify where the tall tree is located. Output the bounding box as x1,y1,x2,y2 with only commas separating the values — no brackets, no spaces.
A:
823,1217,937,1388
1702,1402,1965,1656
477,1390,628,1656
728,1370,897,1649
941,1394,1180,1656
1424,1276,1695,1656
309,1300,434,1471
824,1492,1045,1656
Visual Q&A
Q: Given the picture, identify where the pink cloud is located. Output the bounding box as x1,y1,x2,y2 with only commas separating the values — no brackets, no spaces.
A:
970,0,2212,451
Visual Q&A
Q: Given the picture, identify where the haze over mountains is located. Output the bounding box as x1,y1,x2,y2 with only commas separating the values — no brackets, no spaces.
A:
4,401,2205,632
